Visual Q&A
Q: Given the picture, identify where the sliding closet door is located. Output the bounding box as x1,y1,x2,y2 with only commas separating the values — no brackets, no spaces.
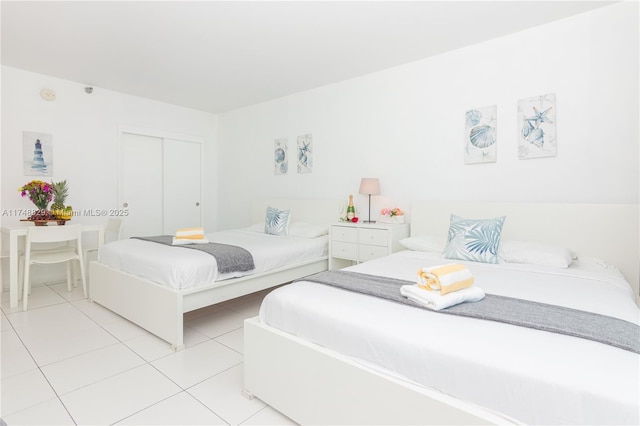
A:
163,139,202,232
119,130,203,238
120,132,164,238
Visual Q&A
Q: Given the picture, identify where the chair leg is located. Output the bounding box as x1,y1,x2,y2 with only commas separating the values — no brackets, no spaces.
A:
66,262,73,292
78,257,88,299
23,264,30,311
18,255,24,301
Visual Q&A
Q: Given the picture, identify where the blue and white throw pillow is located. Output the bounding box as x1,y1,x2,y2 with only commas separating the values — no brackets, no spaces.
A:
265,206,291,236
443,214,506,264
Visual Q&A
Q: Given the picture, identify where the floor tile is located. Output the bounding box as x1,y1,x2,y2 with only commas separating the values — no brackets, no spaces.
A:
215,327,244,354
151,340,243,388
116,391,227,425
41,342,146,395
18,323,118,366
1,328,38,379
0,368,58,416
60,364,182,425
1,397,75,425
188,363,266,426
0,283,290,425
242,406,298,425
11,284,68,312
122,331,179,362
70,298,124,325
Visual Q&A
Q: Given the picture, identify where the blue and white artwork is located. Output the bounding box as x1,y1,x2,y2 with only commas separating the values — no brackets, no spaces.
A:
23,131,53,176
297,133,313,173
518,93,556,159
464,105,497,164
274,138,288,175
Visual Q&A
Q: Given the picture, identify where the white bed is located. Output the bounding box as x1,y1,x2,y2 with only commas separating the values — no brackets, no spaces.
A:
90,199,340,350
243,201,640,425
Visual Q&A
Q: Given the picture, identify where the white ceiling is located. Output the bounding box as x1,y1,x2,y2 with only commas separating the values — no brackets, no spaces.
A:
1,1,614,114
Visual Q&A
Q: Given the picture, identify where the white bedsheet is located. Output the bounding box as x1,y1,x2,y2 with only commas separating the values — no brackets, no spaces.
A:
98,230,327,290
259,251,640,425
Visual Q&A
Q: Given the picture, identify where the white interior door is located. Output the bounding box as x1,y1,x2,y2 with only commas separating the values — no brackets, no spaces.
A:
120,133,163,238
163,139,202,233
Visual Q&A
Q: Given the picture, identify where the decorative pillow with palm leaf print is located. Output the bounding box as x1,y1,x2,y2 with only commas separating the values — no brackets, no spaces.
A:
265,206,291,236
443,214,506,264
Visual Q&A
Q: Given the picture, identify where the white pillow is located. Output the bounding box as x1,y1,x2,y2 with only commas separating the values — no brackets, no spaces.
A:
288,222,329,238
499,240,574,268
400,236,446,253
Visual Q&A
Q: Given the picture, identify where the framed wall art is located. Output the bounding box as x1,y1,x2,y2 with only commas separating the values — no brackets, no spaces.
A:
274,138,288,175
518,93,557,159
297,133,313,174
464,105,497,164
23,131,53,176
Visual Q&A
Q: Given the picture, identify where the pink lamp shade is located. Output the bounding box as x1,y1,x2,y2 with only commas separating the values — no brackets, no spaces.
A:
359,178,380,223
359,178,380,196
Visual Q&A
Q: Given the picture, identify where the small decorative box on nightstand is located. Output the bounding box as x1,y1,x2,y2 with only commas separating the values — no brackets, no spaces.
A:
329,222,410,270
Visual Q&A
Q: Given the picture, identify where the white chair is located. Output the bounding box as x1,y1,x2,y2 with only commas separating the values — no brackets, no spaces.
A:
84,218,122,273
22,224,87,311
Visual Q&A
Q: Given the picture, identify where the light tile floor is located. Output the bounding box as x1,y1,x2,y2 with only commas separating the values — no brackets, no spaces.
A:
0,281,297,425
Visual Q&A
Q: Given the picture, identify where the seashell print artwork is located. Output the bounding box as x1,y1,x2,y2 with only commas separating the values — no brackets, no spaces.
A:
464,105,497,164
274,138,288,175
518,93,557,159
297,133,313,174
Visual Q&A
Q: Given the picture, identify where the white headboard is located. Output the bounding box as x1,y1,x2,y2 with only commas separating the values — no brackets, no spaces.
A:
251,199,342,225
410,201,639,297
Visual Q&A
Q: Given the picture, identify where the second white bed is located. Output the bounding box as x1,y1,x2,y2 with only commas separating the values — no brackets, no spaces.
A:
259,250,640,425
99,229,327,290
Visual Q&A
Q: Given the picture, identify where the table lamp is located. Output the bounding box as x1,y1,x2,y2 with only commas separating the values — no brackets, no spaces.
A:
359,178,380,223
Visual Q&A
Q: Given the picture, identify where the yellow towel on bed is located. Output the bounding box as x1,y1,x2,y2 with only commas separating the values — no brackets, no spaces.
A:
173,227,209,245
175,227,205,240
417,263,474,295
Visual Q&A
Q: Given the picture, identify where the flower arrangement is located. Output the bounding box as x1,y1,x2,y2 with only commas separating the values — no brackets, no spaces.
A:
380,207,403,217
380,207,404,223
18,180,53,211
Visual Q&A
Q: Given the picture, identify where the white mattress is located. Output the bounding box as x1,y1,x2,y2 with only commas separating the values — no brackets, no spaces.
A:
259,251,640,425
98,230,327,290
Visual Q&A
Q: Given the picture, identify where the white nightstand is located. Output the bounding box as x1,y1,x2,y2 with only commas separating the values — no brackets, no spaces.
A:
329,222,409,270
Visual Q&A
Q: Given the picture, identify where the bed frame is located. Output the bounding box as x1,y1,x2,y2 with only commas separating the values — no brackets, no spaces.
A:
90,198,340,350
243,201,639,425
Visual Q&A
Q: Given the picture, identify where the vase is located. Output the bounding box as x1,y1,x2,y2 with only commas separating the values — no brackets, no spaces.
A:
33,202,49,211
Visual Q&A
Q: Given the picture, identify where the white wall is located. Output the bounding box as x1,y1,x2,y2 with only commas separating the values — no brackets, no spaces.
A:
216,2,639,229
1,66,218,230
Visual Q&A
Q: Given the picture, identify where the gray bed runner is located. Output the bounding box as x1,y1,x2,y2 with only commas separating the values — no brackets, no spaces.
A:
297,270,640,354
132,236,255,274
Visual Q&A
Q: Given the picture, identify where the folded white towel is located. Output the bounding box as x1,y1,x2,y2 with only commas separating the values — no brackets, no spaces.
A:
172,237,210,245
400,284,485,311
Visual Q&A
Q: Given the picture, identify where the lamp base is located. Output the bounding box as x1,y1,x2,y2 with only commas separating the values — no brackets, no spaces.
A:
363,220,376,223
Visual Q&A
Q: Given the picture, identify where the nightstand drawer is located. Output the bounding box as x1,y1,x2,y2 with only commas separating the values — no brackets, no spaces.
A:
358,244,389,261
331,241,357,259
331,226,358,243
358,228,388,247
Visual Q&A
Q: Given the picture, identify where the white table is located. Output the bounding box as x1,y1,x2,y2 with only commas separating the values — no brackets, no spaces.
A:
2,222,104,308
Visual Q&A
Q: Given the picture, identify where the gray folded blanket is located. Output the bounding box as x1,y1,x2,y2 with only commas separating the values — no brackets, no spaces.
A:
132,235,255,274
299,270,640,354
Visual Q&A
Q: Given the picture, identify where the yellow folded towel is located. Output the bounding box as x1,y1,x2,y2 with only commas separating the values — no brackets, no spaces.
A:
175,227,205,240
417,263,474,295
173,227,209,245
